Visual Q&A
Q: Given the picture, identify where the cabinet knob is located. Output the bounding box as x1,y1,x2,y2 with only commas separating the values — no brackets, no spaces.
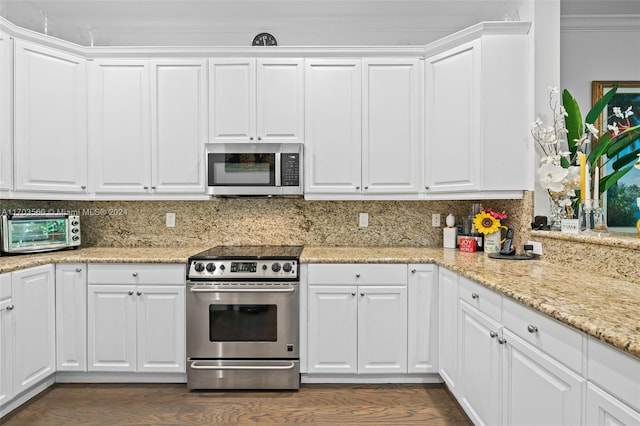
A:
471,292,479,300
411,269,416,273
351,292,356,296
81,185,86,190
356,186,360,190
249,137,254,141
489,331,498,338
6,305,14,311
132,272,138,277
425,186,430,190
128,291,134,295
75,268,82,273
257,136,262,141
143,186,149,190
360,292,365,297
355,274,361,278
364,186,368,190
151,186,156,190
527,325,538,333
497,337,507,345
137,291,142,296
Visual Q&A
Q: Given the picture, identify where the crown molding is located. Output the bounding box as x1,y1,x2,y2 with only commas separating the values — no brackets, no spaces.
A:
561,15,640,32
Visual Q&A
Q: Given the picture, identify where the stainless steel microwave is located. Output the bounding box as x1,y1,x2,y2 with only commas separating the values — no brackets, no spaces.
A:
206,143,303,197
1,213,81,254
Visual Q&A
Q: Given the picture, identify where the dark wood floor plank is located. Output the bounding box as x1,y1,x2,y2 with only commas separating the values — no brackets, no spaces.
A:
3,383,472,425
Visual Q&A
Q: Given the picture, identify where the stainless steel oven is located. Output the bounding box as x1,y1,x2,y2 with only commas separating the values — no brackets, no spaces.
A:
186,245,302,390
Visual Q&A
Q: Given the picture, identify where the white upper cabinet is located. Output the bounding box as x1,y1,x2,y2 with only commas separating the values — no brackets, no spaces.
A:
424,25,530,196
150,60,207,193
14,41,88,193
90,60,151,193
362,58,422,194
90,59,206,194
304,59,362,194
304,58,422,198
209,58,303,143
425,41,481,193
0,31,11,192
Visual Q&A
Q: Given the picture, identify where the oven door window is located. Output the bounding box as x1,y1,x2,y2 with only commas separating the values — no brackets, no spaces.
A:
209,304,277,341
208,153,276,186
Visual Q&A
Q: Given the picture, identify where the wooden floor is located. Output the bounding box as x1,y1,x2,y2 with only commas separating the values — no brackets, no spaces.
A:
3,383,472,425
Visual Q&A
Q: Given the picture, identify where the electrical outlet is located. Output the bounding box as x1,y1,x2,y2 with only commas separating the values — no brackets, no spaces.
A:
166,213,176,228
527,240,543,255
432,213,441,227
359,212,369,227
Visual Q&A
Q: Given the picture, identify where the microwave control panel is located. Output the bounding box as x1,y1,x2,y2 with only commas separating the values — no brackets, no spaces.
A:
281,154,300,186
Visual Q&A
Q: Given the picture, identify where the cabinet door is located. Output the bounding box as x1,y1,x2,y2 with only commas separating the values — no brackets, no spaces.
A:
151,60,207,193
209,58,255,143
90,60,151,193
136,285,185,373
56,264,87,371
458,301,502,426
87,285,137,371
0,31,11,191
425,40,481,193
304,59,362,194
362,59,422,194
408,265,438,373
12,265,56,394
256,59,304,143
308,285,358,373
502,329,585,426
14,41,87,192
0,297,14,406
358,286,407,374
438,268,459,395
586,382,640,426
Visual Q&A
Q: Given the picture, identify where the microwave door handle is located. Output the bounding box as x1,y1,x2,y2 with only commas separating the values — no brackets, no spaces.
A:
275,153,281,187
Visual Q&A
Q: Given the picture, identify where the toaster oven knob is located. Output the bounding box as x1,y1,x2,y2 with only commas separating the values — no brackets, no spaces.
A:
71,220,79,226
282,262,292,273
219,264,226,271
271,262,281,272
72,228,79,234
206,263,216,272
72,236,80,241
194,262,205,272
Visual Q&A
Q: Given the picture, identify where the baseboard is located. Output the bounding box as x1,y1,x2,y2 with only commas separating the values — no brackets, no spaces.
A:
55,372,187,383
0,375,56,419
301,373,442,384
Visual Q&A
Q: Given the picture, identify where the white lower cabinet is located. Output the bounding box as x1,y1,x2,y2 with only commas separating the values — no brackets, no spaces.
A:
87,264,185,373
0,273,14,406
438,268,459,394
407,264,438,373
307,264,407,374
11,265,56,395
586,382,640,426
56,264,87,371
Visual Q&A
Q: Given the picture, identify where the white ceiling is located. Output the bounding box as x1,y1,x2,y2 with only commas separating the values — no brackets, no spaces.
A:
1,0,638,46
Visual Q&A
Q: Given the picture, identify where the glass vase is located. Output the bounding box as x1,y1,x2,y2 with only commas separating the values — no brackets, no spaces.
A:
548,197,567,231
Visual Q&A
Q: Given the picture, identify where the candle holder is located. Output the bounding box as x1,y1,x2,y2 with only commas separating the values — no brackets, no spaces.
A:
591,200,608,233
579,199,595,232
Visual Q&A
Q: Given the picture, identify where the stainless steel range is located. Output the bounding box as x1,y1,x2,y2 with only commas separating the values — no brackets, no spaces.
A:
186,245,302,390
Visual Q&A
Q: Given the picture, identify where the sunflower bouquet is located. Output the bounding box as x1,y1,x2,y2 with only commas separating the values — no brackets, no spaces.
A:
473,208,508,235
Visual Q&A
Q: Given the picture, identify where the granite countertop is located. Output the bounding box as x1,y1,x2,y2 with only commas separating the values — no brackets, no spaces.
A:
1,245,639,360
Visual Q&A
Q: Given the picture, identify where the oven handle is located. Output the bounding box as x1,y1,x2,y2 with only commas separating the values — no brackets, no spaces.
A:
189,361,297,371
188,286,296,294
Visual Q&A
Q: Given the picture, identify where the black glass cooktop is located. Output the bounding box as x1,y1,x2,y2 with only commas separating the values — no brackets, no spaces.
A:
190,245,303,260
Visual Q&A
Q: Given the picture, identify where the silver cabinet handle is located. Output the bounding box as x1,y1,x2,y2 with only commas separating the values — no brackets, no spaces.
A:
425,186,430,190
351,292,356,296
364,186,368,190
497,337,507,345
471,293,479,299
81,185,86,190
355,274,361,278
128,291,134,295
6,305,14,311
137,291,142,296
132,272,138,277
143,186,149,190
360,292,365,296
151,186,156,190
249,137,254,141
411,269,416,273
356,186,360,190
257,136,262,141
527,325,538,333
489,331,498,338
75,268,82,273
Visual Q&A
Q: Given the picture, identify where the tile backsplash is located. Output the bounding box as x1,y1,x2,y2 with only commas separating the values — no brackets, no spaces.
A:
1,194,532,249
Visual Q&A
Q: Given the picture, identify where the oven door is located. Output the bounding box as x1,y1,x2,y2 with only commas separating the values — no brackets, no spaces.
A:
186,282,299,359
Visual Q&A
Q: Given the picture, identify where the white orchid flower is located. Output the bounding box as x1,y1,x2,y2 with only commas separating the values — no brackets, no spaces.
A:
559,105,569,117
608,122,620,136
548,86,559,93
586,123,599,136
538,163,569,192
560,151,571,158
613,106,624,119
566,166,581,187
558,198,573,207
625,106,634,118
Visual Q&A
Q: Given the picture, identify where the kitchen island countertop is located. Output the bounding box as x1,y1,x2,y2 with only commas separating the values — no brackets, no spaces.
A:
1,245,638,360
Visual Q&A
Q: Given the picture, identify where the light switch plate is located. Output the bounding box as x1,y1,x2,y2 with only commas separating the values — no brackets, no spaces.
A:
166,213,176,228
359,212,369,227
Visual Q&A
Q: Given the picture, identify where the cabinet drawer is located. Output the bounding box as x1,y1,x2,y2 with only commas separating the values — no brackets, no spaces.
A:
88,264,185,285
0,272,10,301
503,297,584,373
459,276,501,322
308,264,407,285
588,337,640,412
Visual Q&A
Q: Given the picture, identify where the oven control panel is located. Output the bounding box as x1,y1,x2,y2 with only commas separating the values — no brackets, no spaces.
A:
188,259,298,280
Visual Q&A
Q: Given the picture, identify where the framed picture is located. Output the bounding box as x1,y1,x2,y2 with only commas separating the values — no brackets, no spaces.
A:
592,81,640,232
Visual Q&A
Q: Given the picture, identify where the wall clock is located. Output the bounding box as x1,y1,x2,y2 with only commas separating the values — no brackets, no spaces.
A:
252,33,277,46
